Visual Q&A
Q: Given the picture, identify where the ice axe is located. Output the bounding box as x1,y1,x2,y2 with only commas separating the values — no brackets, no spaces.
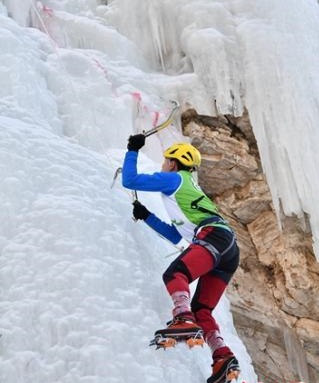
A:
110,100,180,189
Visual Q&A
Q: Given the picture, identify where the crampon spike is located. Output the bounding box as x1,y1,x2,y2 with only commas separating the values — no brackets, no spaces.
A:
226,368,240,382
186,337,205,348
156,337,177,349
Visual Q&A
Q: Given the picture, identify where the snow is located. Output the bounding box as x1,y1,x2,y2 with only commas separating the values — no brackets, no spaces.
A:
0,0,317,382
0,114,254,382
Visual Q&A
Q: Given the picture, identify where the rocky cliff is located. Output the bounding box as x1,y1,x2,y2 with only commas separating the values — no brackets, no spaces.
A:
181,107,319,383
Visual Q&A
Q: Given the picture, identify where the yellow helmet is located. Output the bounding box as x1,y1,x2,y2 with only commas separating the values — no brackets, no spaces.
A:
164,143,201,167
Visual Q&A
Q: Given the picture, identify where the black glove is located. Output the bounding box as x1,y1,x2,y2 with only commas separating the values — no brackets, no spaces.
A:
132,200,151,220
127,134,145,151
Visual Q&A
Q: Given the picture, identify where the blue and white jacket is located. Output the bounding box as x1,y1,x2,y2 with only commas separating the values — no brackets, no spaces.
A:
122,151,228,244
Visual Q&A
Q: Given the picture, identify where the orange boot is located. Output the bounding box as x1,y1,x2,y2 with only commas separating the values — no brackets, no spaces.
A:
207,355,240,383
155,312,202,337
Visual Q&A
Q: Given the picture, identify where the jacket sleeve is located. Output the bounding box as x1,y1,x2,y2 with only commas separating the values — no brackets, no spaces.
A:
145,213,182,244
122,151,180,195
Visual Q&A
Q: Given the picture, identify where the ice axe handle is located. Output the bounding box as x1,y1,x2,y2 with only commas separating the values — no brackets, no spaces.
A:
131,192,138,222
143,118,173,137
143,101,179,138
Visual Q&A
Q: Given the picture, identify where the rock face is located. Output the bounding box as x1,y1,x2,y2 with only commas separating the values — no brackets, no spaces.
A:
181,107,319,383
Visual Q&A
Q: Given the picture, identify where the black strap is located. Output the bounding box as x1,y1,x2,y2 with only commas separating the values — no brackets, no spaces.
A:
191,195,217,215
197,215,228,227
191,195,231,231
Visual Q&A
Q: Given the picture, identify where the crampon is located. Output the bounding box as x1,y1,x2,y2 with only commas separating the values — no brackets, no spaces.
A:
149,329,204,350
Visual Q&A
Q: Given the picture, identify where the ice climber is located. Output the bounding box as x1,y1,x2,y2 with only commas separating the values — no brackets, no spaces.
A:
122,133,241,383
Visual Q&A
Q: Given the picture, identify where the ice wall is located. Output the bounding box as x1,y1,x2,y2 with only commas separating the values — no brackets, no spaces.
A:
104,0,319,259
0,1,258,382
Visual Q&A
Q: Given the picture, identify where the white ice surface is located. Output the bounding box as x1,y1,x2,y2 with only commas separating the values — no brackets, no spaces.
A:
1,1,317,382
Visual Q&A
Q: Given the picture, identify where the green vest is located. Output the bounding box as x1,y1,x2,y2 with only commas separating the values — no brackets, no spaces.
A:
162,171,228,242
175,171,219,224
